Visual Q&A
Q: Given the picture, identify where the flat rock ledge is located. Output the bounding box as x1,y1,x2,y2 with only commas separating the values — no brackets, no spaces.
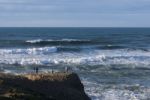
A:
0,72,91,100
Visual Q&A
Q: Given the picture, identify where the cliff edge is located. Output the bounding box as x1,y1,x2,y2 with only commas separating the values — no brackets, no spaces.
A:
0,72,91,100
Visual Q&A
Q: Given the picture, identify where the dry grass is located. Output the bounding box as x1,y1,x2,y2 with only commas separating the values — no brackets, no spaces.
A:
23,72,71,81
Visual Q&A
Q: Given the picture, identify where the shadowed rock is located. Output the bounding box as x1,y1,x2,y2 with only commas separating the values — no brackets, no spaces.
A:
0,72,91,100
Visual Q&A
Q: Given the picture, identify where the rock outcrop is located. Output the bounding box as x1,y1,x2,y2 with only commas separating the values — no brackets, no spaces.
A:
0,72,91,100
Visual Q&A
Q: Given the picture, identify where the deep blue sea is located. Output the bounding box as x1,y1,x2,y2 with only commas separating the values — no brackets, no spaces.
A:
0,27,150,100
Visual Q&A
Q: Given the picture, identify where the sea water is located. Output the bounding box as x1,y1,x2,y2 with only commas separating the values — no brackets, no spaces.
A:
0,27,150,100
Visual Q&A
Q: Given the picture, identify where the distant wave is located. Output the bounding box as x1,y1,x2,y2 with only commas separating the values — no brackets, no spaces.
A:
0,48,150,66
0,47,57,55
26,39,91,44
26,39,42,43
0,39,92,48
96,45,126,50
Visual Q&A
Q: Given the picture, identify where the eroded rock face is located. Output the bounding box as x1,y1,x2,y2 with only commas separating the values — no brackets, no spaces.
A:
0,72,91,100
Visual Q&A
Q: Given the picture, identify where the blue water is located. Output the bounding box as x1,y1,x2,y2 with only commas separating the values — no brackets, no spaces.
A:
0,27,150,100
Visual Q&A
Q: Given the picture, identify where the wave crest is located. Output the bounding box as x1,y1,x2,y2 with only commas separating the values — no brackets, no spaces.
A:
0,49,150,66
0,47,57,55
26,39,91,44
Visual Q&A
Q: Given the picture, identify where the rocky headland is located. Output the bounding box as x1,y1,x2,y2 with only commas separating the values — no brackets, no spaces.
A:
0,72,91,100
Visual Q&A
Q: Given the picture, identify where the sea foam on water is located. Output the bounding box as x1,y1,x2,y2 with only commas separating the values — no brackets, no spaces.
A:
0,47,150,66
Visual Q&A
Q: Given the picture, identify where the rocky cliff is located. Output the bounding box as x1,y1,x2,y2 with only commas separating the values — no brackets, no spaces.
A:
0,72,91,100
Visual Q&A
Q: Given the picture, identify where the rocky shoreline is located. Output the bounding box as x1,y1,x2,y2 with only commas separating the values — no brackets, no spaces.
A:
0,72,91,100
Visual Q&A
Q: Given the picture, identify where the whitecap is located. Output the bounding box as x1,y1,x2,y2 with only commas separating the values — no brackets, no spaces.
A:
26,39,42,43
26,38,90,43
82,78,150,100
0,47,57,55
0,49,150,66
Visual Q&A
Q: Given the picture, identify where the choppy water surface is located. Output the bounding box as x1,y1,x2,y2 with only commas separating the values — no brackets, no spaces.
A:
0,27,150,100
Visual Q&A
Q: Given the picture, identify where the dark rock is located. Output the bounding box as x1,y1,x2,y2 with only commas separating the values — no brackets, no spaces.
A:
0,72,91,100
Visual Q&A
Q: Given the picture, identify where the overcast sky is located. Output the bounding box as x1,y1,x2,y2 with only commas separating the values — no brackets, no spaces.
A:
0,0,150,27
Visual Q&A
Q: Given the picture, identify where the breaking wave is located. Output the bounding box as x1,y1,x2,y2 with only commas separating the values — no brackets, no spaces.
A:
0,47,57,55
26,39,91,44
82,78,150,100
0,48,150,66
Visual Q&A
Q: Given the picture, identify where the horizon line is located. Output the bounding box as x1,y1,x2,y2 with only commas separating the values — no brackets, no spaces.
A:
0,27,150,28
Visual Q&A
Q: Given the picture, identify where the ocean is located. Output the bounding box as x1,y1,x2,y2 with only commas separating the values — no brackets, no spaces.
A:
0,27,150,100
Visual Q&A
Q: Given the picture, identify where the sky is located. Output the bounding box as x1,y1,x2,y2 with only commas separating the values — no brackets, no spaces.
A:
0,0,150,27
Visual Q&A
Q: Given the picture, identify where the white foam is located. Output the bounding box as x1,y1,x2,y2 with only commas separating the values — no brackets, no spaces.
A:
0,49,150,66
26,39,90,43
82,79,150,100
26,39,42,43
99,89,150,100
60,39,90,42
0,47,57,55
